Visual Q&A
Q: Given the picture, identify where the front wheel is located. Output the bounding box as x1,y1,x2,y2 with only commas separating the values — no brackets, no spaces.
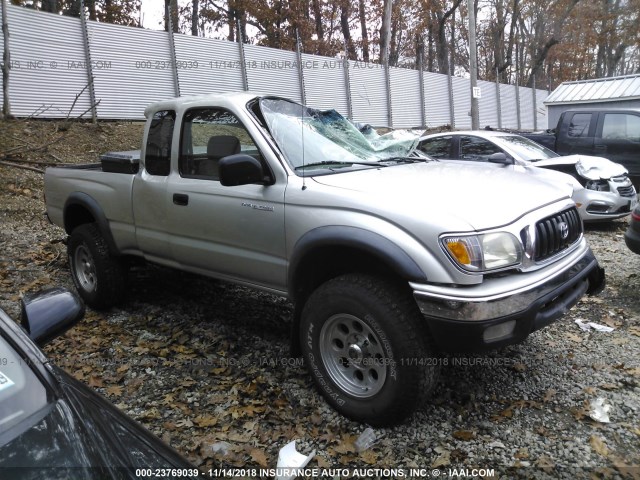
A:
67,223,126,309
300,274,439,426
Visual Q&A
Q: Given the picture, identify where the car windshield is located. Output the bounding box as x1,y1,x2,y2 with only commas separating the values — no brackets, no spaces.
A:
259,98,422,174
0,330,50,445
493,135,559,162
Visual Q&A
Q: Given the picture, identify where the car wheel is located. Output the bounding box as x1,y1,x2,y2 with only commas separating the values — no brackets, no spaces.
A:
300,274,439,426
68,223,126,309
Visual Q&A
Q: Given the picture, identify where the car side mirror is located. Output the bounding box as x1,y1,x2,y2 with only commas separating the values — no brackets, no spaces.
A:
219,154,270,186
488,152,514,165
20,288,85,347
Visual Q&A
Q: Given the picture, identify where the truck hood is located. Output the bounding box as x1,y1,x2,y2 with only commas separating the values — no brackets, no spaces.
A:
532,154,628,180
311,162,570,231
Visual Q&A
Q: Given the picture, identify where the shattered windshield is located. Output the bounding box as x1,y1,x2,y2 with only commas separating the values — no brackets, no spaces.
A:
493,135,559,162
259,98,422,174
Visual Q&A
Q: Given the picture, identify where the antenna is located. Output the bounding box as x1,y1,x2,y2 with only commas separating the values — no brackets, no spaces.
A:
301,101,306,190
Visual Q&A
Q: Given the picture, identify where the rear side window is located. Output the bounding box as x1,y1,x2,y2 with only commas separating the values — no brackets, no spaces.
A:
567,113,592,138
418,136,452,159
602,113,640,141
145,110,175,176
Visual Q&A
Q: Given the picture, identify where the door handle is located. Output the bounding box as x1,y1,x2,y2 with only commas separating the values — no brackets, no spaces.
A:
594,144,607,153
173,193,189,206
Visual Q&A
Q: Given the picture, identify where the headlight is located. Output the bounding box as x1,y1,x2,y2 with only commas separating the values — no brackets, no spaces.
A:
441,232,522,272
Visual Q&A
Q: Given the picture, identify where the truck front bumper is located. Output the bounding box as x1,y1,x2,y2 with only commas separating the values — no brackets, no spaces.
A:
411,245,605,352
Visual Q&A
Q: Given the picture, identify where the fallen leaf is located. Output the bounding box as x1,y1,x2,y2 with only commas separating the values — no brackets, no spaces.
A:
250,448,269,468
360,450,379,464
512,363,527,373
629,326,640,337
515,448,529,459
583,387,597,395
453,430,476,441
543,389,557,402
589,435,609,456
88,376,104,388
431,447,451,468
600,383,619,391
537,455,555,473
105,385,123,397
194,415,218,427
566,333,583,343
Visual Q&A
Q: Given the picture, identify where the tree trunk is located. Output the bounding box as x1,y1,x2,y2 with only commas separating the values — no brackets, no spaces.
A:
191,0,199,36
2,0,11,119
358,0,369,62
379,0,392,65
41,0,58,13
340,0,356,59
165,0,179,33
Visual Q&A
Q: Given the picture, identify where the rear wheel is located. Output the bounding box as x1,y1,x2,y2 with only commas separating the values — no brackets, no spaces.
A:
67,223,126,309
300,274,439,426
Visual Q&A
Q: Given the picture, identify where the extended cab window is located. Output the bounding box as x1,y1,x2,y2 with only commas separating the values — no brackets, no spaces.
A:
418,136,452,159
568,113,591,137
602,113,640,141
180,108,261,180
145,110,175,176
460,136,502,161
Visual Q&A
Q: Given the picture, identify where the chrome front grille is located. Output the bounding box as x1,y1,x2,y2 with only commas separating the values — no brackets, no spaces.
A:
617,185,636,197
533,207,582,261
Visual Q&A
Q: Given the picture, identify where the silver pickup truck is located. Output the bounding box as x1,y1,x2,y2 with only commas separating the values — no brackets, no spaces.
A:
45,92,605,426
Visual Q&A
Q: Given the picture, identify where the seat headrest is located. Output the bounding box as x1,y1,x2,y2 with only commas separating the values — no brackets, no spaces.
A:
207,135,241,159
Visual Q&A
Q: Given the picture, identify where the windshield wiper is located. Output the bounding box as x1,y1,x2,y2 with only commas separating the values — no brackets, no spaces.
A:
381,156,431,164
295,160,384,170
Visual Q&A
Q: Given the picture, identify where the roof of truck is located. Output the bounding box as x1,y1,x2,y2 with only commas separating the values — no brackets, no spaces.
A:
143,91,270,116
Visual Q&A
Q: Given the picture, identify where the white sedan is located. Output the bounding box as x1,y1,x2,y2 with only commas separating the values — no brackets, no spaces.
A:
417,130,637,222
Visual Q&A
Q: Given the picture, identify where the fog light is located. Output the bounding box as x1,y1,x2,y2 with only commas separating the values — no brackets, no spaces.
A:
483,320,516,342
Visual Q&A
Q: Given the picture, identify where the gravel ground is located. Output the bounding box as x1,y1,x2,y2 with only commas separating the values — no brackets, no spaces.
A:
1,120,640,479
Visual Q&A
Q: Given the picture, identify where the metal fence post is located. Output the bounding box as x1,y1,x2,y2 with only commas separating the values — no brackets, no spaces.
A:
165,2,180,97
79,0,97,121
495,68,502,129
295,30,306,104
447,71,455,129
515,82,521,129
532,75,537,130
417,43,426,129
343,56,353,121
237,21,249,91
384,63,393,128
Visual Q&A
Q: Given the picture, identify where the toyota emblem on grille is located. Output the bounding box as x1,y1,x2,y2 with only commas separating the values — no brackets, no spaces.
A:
558,221,569,240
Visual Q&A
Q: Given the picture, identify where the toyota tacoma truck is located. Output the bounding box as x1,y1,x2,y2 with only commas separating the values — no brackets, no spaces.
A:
44,93,605,426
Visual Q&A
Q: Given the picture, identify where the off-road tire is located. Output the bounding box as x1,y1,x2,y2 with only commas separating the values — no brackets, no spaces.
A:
67,223,126,309
300,273,439,426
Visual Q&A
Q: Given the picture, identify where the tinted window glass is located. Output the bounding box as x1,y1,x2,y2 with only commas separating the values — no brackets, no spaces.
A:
145,110,175,176
0,335,49,444
567,113,592,137
602,114,640,141
418,136,452,159
180,108,261,180
460,136,502,161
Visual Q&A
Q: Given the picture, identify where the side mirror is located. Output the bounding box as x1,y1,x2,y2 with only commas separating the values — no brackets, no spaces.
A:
21,288,85,347
488,152,514,165
219,154,269,187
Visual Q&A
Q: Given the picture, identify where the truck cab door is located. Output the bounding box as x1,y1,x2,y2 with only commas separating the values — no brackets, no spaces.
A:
557,112,595,156
131,110,175,262
166,107,287,292
595,112,640,178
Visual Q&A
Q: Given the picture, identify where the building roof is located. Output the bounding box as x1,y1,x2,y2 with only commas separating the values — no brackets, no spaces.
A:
544,74,640,105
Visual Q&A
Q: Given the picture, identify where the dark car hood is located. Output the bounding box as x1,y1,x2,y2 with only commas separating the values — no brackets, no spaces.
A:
0,367,195,479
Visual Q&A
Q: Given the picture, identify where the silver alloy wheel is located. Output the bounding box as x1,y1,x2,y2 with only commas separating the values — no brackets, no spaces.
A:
73,244,97,293
319,313,388,398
